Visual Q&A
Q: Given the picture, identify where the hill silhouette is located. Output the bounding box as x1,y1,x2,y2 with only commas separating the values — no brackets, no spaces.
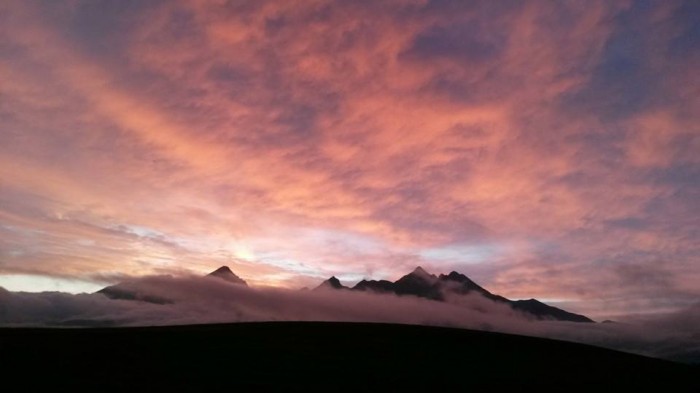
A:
0,322,696,390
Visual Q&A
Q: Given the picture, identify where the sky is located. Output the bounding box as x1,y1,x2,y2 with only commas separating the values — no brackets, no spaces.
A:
0,0,698,320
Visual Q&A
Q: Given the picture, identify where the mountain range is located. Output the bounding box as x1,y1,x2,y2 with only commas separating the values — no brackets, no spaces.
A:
315,266,593,323
98,265,593,323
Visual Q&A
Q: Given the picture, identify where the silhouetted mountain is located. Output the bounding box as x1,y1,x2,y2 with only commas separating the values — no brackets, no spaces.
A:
438,271,510,303
314,276,348,290
98,266,248,303
352,279,395,293
324,266,594,323
392,266,443,300
207,266,247,286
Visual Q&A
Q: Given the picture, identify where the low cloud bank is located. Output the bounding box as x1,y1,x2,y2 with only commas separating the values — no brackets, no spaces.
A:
1,275,698,364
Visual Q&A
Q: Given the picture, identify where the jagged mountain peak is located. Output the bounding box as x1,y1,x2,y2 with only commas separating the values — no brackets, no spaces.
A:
413,265,429,274
401,266,438,284
327,276,342,287
311,267,593,323
315,276,348,290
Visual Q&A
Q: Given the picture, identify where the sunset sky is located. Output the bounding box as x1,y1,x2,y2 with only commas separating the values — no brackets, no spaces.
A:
1,0,698,319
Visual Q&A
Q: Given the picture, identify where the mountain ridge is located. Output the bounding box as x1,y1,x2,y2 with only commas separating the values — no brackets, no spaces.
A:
97,265,593,323
316,266,593,323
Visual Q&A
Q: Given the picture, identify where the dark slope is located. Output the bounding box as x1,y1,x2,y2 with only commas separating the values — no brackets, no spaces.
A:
0,322,696,391
438,271,510,302
97,284,172,304
512,299,593,323
439,272,593,322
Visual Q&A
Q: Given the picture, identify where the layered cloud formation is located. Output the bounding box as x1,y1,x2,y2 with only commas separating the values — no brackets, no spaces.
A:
0,1,698,319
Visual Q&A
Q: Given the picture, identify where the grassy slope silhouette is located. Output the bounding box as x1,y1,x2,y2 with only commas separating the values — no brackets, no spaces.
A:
0,322,697,390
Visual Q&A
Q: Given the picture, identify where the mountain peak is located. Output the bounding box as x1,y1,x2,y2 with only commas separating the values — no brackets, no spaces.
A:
408,266,437,280
206,266,247,286
445,271,466,280
439,271,479,287
392,266,442,300
211,266,233,274
406,266,438,283
413,266,429,275
315,276,348,290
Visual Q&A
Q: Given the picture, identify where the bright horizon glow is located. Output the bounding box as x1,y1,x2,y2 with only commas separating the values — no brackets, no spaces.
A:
0,274,105,294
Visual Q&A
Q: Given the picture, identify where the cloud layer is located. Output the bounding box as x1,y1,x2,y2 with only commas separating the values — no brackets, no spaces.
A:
0,0,698,319
1,276,698,364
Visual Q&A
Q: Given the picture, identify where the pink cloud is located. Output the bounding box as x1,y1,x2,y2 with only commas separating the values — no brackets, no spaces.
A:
0,0,697,318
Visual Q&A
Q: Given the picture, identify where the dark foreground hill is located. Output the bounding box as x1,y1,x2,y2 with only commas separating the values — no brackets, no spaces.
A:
0,322,696,391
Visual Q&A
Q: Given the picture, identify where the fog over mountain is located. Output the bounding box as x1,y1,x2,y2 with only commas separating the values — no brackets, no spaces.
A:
316,266,593,323
1,267,698,364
